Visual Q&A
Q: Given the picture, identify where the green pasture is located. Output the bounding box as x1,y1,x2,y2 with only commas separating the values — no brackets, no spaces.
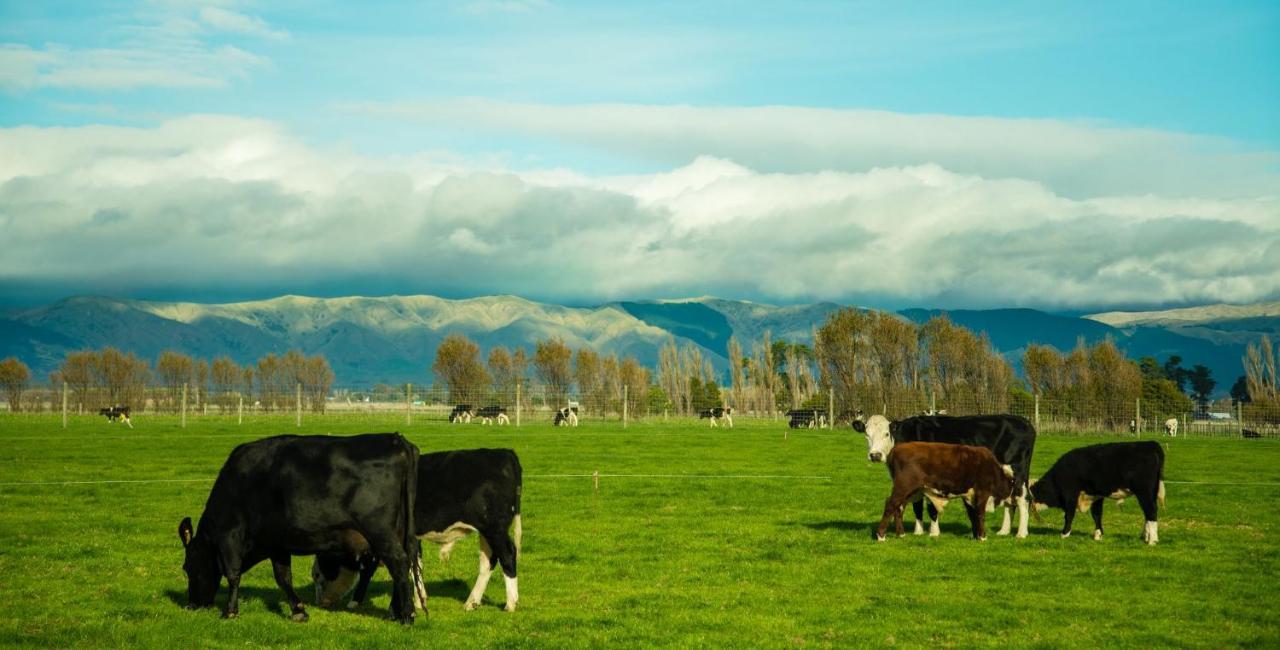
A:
0,415,1277,648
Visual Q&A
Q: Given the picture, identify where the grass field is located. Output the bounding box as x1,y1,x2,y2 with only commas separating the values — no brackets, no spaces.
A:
1,416,1278,648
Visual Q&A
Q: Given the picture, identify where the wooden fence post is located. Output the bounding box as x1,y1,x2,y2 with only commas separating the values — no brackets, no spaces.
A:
1034,393,1040,431
238,394,243,426
61,381,68,429
406,383,412,427
516,382,521,427
181,383,188,429
1135,397,1141,437
623,385,628,428
296,383,302,427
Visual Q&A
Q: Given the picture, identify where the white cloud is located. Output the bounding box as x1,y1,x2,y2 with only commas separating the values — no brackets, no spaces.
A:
350,99,1280,200
457,0,552,16
199,7,290,40
1,117,1277,309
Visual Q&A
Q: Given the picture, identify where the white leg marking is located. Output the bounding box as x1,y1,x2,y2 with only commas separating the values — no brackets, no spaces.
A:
913,519,925,535
929,519,941,537
465,539,494,611
996,506,1012,536
1061,531,1071,539
414,555,427,611
1145,520,1159,545
503,575,518,612
1092,529,1103,541
1016,495,1030,538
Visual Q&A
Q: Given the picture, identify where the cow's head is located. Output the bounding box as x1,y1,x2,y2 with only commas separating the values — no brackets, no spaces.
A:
1027,477,1057,512
177,517,219,608
857,414,894,462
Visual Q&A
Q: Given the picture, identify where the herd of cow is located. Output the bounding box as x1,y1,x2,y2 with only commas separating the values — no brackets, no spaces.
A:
173,410,1168,625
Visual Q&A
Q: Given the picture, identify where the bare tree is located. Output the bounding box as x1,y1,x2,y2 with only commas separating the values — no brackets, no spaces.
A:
156,350,194,412
0,357,31,413
815,310,870,414
302,355,335,412
575,348,604,414
727,336,745,411
59,351,98,413
619,356,650,417
210,357,240,412
432,334,490,404
534,338,573,406
657,338,686,414
95,347,149,409
1245,335,1279,405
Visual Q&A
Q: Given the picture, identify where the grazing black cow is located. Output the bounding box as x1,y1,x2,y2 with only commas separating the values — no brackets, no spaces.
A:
1029,441,1166,544
876,442,1017,541
313,448,523,612
787,408,828,429
177,433,420,623
474,406,510,425
1243,429,1262,439
855,413,1037,538
99,405,132,428
553,406,579,427
449,405,474,423
698,407,734,427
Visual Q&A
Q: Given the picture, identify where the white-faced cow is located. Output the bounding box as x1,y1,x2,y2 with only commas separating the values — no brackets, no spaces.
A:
1164,418,1178,437
449,405,474,424
312,448,523,612
876,442,1016,541
699,407,733,427
1029,441,1166,544
99,405,133,428
475,406,510,425
854,412,1037,538
177,433,420,623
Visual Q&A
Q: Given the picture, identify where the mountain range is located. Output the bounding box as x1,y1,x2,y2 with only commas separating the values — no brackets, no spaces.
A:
2,295,1276,395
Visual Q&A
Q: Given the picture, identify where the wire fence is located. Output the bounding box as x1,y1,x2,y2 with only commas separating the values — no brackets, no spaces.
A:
2,383,1278,438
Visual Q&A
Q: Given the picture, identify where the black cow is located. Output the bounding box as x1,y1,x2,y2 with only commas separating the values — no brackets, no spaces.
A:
177,433,420,623
698,407,733,427
787,408,827,429
449,405,474,423
1243,429,1262,439
475,406,510,425
99,405,132,428
855,413,1037,538
554,406,579,427
313,448,523,612
1029,441,1166,544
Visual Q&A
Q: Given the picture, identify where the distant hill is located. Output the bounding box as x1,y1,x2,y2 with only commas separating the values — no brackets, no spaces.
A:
0,294,1271,395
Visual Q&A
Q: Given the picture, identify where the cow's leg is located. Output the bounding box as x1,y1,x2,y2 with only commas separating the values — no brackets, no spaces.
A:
271,555,309,622
926,500,940,537
124,416,133,429
1089,498,1106,540
1016,485,1030,538
350,557,381,609
996,504,1012,536
371,539,415,624
220,547,244,619
1062,497,1078,538
1136,488,1160,545
911,500,926,535
465,537,495,611
486,531,519,612
966,497,988,541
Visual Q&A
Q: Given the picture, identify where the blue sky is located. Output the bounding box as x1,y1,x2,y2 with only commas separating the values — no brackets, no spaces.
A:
1,1,1278,308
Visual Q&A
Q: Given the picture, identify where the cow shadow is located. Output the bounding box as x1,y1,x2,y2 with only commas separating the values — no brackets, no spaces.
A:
165,578,475,620
802,520,873,533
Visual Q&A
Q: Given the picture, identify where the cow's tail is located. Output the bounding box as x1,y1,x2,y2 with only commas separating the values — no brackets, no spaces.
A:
1156,443,1167,509
401,438,422,611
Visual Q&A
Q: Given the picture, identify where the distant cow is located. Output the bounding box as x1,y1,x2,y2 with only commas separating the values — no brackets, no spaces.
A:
1164,418,1178,437
921,409,949,416
449,405,474,424
1129,419,1137,434
313,448,523,612
554,406,579,427
855,413,1037,538
177,433,420,623
698,407,734,427
1029,441,1166,544
475,406,510,425
875,442,1016,541
1243,429,1262,439
787,408,827,429
99,406,132,428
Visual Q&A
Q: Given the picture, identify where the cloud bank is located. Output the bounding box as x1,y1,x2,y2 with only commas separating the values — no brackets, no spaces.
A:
2,115,1277,309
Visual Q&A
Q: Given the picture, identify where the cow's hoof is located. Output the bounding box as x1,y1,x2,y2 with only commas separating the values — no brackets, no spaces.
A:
222,611,238,620
1015,532,1028,539
1061,532,1071,539
504,602,517,612
347,600,360,610
1092,530,1103,541
874,535,885,542
464,600,479,611
978,536,987,542
396,613,416,626
291,610,309,623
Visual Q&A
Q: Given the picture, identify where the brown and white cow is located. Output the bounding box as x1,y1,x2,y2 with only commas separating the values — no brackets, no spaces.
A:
875,442,1016,541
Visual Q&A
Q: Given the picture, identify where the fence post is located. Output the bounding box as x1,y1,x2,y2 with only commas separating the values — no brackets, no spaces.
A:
1034,393,1040,431
829,388,835,427
181,383,188,429
296,383,302,428
623,385,628,428
405,383,412,427
1238,400,1243,437
238,394,243,426
516,382,522,427
61,381,68,429
1135,397,1141,437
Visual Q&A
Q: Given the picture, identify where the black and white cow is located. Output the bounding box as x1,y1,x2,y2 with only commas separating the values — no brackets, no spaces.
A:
855,413,1037,538
313,448,523,612
449,405,474,423
787,408,828,429
177,433,420,623
474,406,510,425
99,405,133,428
1029,441,1166,544
554,406,579,427
698,407,734,427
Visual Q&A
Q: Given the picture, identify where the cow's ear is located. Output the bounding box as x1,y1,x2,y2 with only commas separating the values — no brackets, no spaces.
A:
178,517,193,547
851,420,865,433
